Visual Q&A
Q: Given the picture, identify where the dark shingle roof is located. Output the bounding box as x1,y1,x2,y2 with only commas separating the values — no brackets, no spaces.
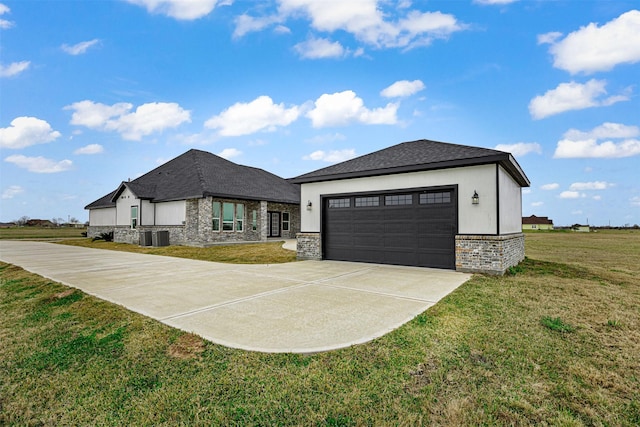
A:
291,139,530,187
85,149,300,209
522,215,553,225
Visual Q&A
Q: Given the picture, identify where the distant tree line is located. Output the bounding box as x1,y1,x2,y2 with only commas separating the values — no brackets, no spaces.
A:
12,216,86,227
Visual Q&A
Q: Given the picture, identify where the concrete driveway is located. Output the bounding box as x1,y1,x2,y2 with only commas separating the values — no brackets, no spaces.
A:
0,241,471,353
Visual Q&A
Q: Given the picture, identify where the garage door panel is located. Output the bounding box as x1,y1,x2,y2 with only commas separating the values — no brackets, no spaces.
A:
324,189,456,269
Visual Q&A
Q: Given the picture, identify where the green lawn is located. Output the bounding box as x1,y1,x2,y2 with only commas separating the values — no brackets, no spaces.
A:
0,226,87,240
1,231,638,425
57,239,297,264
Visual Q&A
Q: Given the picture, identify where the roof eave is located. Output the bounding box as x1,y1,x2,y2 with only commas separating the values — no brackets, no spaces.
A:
291,154,530,187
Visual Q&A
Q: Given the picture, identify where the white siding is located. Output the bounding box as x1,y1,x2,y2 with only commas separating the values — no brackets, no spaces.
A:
140,200,155,226
115,187,140,226
498,166,523,234
89,207,116,226
155,200,186,225
300,164,499,235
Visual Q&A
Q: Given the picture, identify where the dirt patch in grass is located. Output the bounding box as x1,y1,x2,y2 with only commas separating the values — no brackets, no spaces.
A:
167,333,206,360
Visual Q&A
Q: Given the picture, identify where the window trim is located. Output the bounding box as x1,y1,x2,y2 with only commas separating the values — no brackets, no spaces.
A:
130,205,138,229
282,212,290,231
212,201,221,231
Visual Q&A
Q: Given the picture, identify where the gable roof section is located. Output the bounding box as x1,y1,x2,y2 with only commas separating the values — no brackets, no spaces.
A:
291,139,530,187
85,149,300,209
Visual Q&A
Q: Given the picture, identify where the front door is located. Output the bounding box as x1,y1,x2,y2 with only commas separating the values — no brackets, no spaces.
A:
268,212,281,237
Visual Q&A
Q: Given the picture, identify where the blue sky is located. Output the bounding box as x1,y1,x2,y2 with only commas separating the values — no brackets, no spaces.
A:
1,0,639,226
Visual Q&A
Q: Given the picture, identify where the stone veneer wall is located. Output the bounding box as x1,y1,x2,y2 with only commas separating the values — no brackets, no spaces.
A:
296,232,321,260
267,201,301,239
90,197,301,247
455,233,525,275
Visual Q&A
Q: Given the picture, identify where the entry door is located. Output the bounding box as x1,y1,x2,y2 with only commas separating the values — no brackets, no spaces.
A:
268,212,280,237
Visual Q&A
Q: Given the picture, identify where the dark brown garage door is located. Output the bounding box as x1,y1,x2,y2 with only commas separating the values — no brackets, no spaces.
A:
323,188,457,269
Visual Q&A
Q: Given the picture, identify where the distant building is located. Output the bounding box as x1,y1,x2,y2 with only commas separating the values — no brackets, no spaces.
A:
572,224,590,233
522,215,554,231
25,219,55,228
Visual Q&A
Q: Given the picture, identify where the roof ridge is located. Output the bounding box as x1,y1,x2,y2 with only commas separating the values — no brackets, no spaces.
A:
190,149,208,196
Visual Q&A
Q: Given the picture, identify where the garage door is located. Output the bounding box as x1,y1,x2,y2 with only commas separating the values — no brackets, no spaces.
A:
323,188,457,269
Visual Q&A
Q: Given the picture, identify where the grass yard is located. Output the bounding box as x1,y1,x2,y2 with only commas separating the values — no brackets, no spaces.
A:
58,239,298,264
1,231,639,425
0,226,87,240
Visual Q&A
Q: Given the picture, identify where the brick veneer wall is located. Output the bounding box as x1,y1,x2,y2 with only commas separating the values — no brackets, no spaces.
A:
455,233,525,275
296,232,321,260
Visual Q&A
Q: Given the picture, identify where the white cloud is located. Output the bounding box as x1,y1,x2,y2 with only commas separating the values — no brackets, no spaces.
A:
124,0,228,20
544,10,640,74
303,149,356,163
630,196,640,207
494,142,541,156
528,79,629,119
537,32,562,45
554,123,640,159
293,37,346,59
2,185,23,199
559,191,582,199
74,144,104,155
541,183,559,191
0,116,61,149
217,148,242,159
564,122,639,140
380,79,425,98
0,2,14,29
205,96,300,136
569,181,613,191
65,100,191,141
592,195,601,201
531,201,544,207
5,155,72,173
234,14,283,38
0,60,30,77
307,90,398,128
239,1,465,50
61,39,100,55
555,138,640,159
571,210,583,215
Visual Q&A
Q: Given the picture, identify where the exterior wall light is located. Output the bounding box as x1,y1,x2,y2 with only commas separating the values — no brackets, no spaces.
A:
472,191,479,205
306,200,313,210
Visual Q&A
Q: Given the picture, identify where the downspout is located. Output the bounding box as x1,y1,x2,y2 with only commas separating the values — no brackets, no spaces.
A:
496,164,500,236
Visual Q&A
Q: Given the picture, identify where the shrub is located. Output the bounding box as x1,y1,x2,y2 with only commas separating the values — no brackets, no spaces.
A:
92,231,114,242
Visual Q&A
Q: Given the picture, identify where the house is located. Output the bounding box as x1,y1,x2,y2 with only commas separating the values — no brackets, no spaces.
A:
26,219,56,228
572,224,590,233
522,215,554,231
85,149,300,246
291,139,530,275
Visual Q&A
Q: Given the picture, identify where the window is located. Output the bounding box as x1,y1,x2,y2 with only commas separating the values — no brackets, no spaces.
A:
385,194,412,205
328,198,350,208
419,192,451,204
215,201,245,232
252,210,257,231
223,203,234,231
282,212,290,231
235,203,244,232
212,202,221,231
130,206,138,229
355,196,379,207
